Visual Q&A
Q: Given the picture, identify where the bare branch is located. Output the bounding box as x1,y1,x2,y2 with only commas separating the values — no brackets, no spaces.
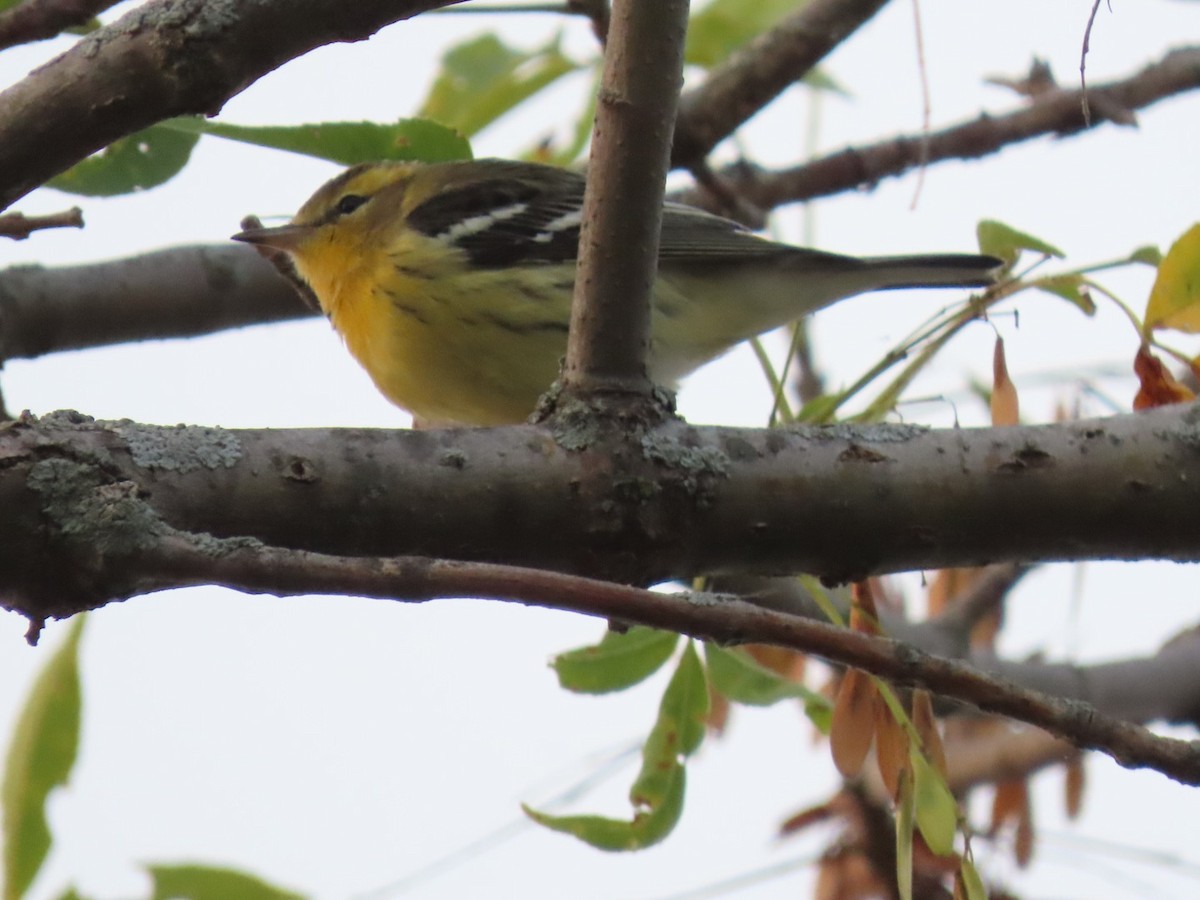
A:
4,405,1200,602
0,205,82,240
562,0,688,406
671,0,893,167
18,523,1200,784
679,45,1200,215
0,0,121,52
0,245,310,361
0,0,461,210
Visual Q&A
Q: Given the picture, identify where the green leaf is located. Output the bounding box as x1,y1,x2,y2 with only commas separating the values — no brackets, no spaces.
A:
959,857,987,900
527,642,708,850
3,617,86,900
704,644,832,727
147,864,306,900
896,768,914,900
164,117,471,166
47,125,199,196
1032,274,1096,314
687,0,807,69
1129,245,1163,267
976,219,1065,265
795,392,844,424
1145,223,1200,333
64,18,101,36
910,749,958,857
552,627,679,694
419,33,580,138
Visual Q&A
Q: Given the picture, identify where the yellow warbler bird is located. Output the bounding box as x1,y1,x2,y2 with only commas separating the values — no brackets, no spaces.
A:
233,159,998,425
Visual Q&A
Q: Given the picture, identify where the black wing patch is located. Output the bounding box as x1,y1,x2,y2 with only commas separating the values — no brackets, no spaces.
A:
406,166,587,268
404,161,838,269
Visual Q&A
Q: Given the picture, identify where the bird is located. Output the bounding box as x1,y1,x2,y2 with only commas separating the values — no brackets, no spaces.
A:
233,159,1000,426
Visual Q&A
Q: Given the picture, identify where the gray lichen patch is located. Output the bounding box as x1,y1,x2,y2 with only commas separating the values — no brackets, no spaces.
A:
27,458,166,554
113,422,242,473
640,434,730,480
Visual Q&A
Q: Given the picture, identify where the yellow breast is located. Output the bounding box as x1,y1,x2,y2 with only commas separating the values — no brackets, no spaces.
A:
296,234,573,425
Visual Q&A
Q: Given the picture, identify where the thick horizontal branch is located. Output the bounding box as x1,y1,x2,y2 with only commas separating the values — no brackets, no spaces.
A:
3,404,1200,601
0,245,309,360
0,0,457,210
679,45,1200,213
671,0,891,166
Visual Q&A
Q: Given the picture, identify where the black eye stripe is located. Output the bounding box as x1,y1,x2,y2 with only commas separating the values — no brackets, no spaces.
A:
335,194,368,216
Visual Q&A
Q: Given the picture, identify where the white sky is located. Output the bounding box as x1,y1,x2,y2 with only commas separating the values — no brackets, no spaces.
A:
2,1,1199,898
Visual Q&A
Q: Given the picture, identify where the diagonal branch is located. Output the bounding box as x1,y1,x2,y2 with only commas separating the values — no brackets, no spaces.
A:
671,0,893,167
679,45,1200,213
0,0,122,52
0,0,461,210
31,523,1200,785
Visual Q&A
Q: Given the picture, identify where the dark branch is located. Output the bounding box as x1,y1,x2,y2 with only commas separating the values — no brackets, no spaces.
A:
0,0,121,52
14,523,1200,784
0,0,460,211
562,0,688,405
671,0,893,167
0,245,310,361
4,404,1200,599
0,206,82,240
679,46,1200,214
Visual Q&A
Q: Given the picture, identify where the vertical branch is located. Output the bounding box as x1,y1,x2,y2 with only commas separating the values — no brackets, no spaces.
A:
562,0,690,404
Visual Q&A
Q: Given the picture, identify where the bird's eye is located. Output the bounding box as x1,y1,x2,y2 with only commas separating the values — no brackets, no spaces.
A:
334,194,368,216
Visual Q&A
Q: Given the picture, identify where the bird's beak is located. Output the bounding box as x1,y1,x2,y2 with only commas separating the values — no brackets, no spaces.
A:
231,223,313,251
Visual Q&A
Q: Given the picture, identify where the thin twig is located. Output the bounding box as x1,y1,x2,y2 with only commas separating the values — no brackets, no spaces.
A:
129,532,1200,785
0,206,82,240
908,0,931,209
1080,0,1106,126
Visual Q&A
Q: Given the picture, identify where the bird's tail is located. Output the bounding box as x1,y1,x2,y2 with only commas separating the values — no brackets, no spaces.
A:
859,254,1003,290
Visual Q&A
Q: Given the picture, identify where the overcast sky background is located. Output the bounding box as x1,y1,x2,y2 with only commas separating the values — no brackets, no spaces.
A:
2,2,1199,898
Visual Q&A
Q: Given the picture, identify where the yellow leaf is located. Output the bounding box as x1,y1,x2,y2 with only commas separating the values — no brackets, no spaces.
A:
1145,223,1200,333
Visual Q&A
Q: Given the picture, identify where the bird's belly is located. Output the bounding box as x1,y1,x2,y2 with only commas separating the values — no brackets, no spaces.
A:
332,275,569,425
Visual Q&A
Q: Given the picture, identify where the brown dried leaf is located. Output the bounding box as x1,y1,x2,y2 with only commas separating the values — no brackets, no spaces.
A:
1064,753,1086,820
850,581,882,635
746,643,806,681
706,682,731,735
912,689,947,778
991,336,1020,426
990,778,1028,833
1015,799,1035,868
830,669,877,778
1133,345,1195,410
779,800,836,837
874,693,910,799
